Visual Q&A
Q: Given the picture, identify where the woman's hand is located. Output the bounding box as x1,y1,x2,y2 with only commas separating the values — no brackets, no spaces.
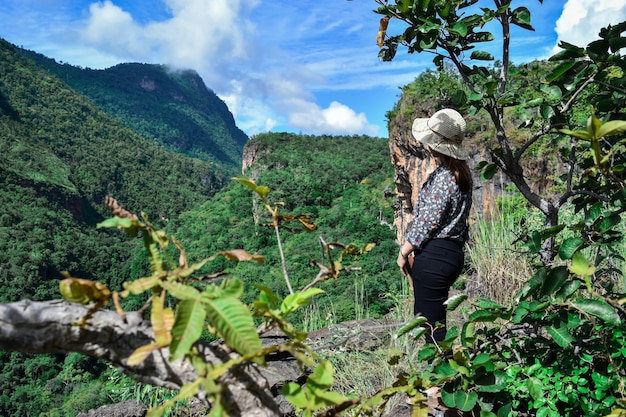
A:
397,251,411,278
397,242,414,279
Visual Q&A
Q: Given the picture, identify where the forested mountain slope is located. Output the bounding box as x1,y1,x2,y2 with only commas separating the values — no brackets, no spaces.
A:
0,38,225,302
0,37,399,416
172,132,400,322
19,47,247,177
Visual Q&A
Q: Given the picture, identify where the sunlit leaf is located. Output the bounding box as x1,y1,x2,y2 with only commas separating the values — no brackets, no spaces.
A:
204,297,264,363
123,275,161,295
232,177,269,198
127,342,160,366
569,252,596,277
96,217,136,229
445,293,468,311
557,128,591,140
573,298,621,326
160,280,201,300
396,316,428,338
281,288,325,315
598,120,626,137
151,292,173,347
169,299,206,362
547,324,575,347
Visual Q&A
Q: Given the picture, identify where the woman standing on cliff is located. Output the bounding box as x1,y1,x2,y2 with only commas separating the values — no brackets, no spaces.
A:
396,108,472,343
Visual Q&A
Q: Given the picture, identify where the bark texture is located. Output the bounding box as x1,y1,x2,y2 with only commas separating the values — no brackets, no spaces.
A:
0,299,284,417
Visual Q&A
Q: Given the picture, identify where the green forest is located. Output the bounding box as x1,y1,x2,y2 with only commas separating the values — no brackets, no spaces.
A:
0,37,398,416
1,1,626,415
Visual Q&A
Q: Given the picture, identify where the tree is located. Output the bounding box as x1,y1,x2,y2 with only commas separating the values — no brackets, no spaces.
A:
376,0,626,262
373,1,626,416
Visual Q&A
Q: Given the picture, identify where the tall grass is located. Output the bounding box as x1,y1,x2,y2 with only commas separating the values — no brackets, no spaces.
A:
464,211,534,305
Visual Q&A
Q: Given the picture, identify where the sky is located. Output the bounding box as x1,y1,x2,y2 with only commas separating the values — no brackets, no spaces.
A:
2,0,626,139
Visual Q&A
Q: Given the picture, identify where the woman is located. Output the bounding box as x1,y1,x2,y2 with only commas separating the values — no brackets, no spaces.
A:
397,108,472,343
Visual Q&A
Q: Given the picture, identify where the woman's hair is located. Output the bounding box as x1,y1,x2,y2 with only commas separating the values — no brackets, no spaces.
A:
431,150,472,193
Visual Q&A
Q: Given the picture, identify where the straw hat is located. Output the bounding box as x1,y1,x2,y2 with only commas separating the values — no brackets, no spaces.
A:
411,109,469,160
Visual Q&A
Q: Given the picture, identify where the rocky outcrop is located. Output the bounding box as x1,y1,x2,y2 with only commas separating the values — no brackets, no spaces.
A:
76,401,147,417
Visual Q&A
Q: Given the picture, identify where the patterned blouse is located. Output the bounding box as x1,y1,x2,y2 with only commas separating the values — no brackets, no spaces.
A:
405,165,472,251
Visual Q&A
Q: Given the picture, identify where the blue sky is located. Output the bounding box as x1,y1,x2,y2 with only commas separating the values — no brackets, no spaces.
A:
2,0,626,138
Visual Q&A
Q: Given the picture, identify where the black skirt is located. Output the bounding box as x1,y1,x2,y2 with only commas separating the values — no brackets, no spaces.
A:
411,238,464,342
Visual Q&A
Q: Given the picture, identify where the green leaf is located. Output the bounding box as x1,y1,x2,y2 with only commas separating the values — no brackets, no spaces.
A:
123,275,161,295
525,230,542,253
468,309,498,322
557,128,591,140
549,42,586,61
573,299,621,326
569,252,596,277
280,382,308,408
445,293,468,311
511,7,533,31
545,61,576,83
160,280,201,300
454,390,478,412
540,104,555,119
96,217,135,229
281,288,325,315
396,315,428,338
480,163,498,181
597,120,626,137
595,214,621,233
541,266,569,296
461,321,476,346
470,50,494,60
472,353,494,371
540,84,562,99
418,343,438,361
449,21,468,37
218,278,244,298
204,297,264,362
233,177,269,199
541,224,566,238
254,284,281,309
547,324,575,347
555,279,581,300
527,377,543,400
309,359,335,389
559,237,585,260
170,299,206,362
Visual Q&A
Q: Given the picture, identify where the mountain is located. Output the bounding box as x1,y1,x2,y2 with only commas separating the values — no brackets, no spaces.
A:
18,48,247,178
0,37,399,416
0,38,227,301
171,131,399,322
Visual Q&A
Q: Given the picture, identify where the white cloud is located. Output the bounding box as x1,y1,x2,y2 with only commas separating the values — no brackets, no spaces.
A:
554,0,626,51
72,0,383,137
287,99,379,136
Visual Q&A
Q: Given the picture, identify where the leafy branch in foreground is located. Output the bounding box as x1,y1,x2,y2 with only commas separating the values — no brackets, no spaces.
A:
59,181,374,416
